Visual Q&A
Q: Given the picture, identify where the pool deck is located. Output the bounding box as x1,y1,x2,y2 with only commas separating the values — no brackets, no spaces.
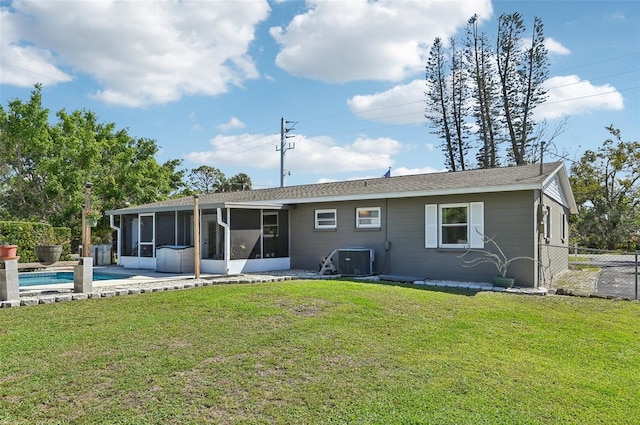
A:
17,265,227,295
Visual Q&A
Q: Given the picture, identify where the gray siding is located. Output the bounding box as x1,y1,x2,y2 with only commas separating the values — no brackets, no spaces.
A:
538,193,570,283
289,200,387,272
290,191,541,286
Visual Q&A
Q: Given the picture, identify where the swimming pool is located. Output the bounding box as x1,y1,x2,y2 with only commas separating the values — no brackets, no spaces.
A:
19,271,133,287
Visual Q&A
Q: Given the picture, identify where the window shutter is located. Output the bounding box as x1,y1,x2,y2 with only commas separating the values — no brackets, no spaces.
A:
469,202,484,248
425,204,438,248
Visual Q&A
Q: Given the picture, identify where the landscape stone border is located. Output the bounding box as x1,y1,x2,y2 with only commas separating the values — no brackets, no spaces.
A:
2,270,636,309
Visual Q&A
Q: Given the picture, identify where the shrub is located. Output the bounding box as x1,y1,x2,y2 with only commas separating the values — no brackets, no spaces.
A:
0,221,72,262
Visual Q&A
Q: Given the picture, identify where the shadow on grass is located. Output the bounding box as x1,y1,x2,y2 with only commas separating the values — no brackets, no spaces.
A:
347,278,483,297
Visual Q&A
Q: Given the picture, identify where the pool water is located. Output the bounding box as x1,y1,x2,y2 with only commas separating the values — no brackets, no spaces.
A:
19,271,133,287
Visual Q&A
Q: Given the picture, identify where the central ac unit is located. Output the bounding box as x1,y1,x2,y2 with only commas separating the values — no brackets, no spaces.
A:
336,248,374,276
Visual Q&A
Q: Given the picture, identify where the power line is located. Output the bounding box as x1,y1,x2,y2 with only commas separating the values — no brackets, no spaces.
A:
552,51,640,74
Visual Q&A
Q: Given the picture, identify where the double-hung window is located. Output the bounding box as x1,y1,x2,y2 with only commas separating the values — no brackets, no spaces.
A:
315,209,337,229
440,204,469,247
425,202,484,248
356,207,381,229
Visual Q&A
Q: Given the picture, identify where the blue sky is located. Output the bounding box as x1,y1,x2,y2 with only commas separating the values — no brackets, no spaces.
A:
1,0,638,189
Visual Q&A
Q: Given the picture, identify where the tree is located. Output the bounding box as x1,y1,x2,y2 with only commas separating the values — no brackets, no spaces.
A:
425,37,470,171
496,13,549,165
425,12,550,169
570,126,640,250
449,38,470,171
227,173,252,192
187,165,227,193
0,83,53,222
464,14,501,168
0,85,185,242
186,167,252,193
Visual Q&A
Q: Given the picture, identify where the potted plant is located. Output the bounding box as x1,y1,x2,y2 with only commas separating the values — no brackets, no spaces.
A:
458,233,537,288
34,227,67,266
85,210,102,228
0,239,19,260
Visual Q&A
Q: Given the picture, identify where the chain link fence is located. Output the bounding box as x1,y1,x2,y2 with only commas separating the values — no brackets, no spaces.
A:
541,244,639,299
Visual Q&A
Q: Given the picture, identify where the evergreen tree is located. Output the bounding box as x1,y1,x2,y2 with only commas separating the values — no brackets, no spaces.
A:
464,14,501,168
425,37,457,171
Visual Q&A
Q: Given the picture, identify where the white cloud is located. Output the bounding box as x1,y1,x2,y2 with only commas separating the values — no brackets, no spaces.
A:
391,166,446,176
183,132,402,174
1,0,270,106
0,9,73,86
347,79,425,124
545,37,571,55
536,75,624,119
270,0,492,83
218,117,246,132
351,72,625,125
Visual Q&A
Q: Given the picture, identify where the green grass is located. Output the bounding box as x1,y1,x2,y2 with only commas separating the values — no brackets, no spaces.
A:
1,280,639,424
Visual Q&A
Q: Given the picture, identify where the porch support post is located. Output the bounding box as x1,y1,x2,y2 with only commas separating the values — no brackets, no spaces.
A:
193,195,200,279
216,207,230,275
75,181,93,293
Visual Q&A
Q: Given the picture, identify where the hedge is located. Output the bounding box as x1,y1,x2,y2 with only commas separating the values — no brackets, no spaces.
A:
0,221,72,263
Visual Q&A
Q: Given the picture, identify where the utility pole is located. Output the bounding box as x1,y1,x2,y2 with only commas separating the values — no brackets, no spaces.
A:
277,117,296,187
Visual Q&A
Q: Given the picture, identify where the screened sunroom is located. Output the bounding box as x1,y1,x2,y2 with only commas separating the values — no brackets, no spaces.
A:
111,203,289,275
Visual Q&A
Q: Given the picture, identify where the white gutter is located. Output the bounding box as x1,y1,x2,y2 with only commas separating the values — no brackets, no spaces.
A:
109,215,121,266
216,207,230,274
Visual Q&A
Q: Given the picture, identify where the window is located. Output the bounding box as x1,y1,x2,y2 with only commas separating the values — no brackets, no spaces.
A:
425,202,484,248
356,207,381,228
544,205,552,240
440,204,468,246
561,212,567,242
315,209,337,229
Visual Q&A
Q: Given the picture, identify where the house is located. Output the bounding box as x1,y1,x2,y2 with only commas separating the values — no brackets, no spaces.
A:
106,162,577,287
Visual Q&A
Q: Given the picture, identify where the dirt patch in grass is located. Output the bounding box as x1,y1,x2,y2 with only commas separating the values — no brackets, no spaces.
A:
275,298,332,317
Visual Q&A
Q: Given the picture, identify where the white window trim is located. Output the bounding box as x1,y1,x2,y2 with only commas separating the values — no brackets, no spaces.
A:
425,202,484,249
439,203,470,248
356,207,381,229
315,209,337,229
561,212,567,243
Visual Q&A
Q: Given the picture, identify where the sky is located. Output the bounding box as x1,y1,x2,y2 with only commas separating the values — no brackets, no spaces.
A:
1,0,638,189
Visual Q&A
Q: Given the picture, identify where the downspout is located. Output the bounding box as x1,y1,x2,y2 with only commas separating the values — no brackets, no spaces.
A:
109,215,121,266
536,189,546,288
217,207,230,274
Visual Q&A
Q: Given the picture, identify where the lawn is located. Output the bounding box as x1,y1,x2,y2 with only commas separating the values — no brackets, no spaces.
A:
1,280,638,424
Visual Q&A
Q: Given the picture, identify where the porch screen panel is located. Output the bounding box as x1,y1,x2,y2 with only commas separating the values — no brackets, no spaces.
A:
230,209,261,260
139,215,154,257
262,210,289,258
156,211,176,247
276,210,289,258
122,214,138,256
176,211,194,246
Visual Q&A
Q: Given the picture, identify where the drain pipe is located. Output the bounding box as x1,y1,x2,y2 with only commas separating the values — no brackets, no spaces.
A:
110,215,121,266
217,207,230,274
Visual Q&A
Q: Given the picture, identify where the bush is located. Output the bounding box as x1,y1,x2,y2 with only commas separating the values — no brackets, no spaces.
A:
0,221,72,262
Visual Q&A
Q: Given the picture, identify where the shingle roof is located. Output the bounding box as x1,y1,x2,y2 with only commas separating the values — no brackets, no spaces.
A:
107,162,573,214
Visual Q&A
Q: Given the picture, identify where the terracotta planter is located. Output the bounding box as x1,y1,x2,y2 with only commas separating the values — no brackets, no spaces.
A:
494,275,515,288
0,244,18,259
35,245,63,266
